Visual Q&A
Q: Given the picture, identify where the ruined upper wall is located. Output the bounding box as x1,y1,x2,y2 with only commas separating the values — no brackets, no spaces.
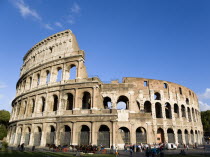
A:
20,30,81,76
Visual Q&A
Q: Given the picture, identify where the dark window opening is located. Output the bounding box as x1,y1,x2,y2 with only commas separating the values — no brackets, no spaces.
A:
164,83,168,89
144,101,152,113
82,92,91,109
103,97,112,109
154,92,161,100
155,102,162,118
66,93,73,110
53,95,58,111
144,81,148,87
165,103,172,119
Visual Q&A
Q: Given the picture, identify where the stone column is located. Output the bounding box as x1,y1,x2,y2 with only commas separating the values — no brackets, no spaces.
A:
112,121,116,147
40,123,47,147
29,124,35,146
91,122,97,145
72,122,78,145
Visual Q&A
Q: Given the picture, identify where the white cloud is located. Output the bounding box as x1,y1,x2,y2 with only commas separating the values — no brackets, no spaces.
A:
13,0,41,20
44,24,53,30
199,101,210,111
55,22,63,28
71,3,81,14
199,88,210,100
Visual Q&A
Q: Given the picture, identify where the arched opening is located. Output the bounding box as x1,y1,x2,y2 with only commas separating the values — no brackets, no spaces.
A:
37,74,40,86
31,99,35,114
137,101,140,111
167,128,175,143
60,125,71,146
174,104,179,118
79,125,90,145
56,68,62,82
24,101,27,115
46,70,51,84
185,130,189,144
69,65,77,80
82,92,91,109
164,83,168,89
136,127,147,144
16,127,22,145
118,127,130,145
98,125,110,148
47,126,56,145
179,87,182,95
103,97,112,109
192,108,195,122
186,98,189,105
53,95,58,111
195,130,198,143
29,77,32,89
181,105,186,118
154,92,161,100
117,96,129,110
41,97,45,112
191,130,194,144
144,101,152,113
157,128,164,143
177,129,182,144
165,103,172,119
155,102,162,118
66,93,73,110
34,127,42,146
187,107,192,122
24,127,31,146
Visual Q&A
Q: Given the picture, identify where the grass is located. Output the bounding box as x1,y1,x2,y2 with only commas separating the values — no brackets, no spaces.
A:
165,154,210,157
0,151,115,157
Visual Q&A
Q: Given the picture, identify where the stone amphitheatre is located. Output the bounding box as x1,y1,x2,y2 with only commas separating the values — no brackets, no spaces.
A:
7,29,203,149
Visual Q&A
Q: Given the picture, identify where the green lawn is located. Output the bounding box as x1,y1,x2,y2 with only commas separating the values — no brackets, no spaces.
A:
166,154,210,157
0,151,115,157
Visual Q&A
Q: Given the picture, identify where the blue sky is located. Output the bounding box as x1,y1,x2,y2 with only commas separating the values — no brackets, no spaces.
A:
0,0,210,112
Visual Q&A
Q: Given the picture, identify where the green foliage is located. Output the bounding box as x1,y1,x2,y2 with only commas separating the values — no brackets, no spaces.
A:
201,110,210,132
0,141,8,151
0,110,10,126
0,125,7,140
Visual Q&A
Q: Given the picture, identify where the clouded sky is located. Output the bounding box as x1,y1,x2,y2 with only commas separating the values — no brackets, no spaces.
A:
0,0,210,111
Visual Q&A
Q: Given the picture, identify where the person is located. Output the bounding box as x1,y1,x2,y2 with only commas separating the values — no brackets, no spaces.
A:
186,144,189,150
145,147,150,157
115,146,119,157
130,147,133,156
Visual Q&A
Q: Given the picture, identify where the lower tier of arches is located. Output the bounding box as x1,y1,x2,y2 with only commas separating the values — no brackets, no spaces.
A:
7,121,203,149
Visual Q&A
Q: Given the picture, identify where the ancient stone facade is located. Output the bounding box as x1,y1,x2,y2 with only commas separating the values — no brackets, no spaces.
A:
7,30,203,149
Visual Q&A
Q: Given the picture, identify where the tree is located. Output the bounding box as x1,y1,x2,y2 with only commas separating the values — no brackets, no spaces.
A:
201,110,210,132
0,110,10,127
0,125,7,140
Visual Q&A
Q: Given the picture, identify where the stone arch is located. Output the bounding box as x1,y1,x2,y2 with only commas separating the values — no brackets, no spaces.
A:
186,98,189,105
60,125,71,146
97,125,110,148
187,107,192,122
144,101,152,113
117,95,129,110
118,127,130,145
66,93,74,110
136,127,147,144
195,130,198,143
190,130,194,144
185,129,189,144
155,102,162,118
37,73,40,86
24,127,31,146
34,126,42,146
192,108,195,122
79,125,90,145
177,129,182,144
154,92,161,100
103,97,112,109
174,104,179,118
56,67,62,82
53,95,59,111
46,125,56,145
181,105,186,118
82,92,91,109
137,101,140,111
167,128,175,143
165,103,172,119
31,99,35,114
41,97,46,112
46,70,51,84
69,64,77,80
16,127,23,145
157,128,164,143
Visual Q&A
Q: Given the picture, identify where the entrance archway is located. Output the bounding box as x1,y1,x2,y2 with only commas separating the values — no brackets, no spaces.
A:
80,125,90,145
157,128,164,143
185,130,189,144
167,128,175,143
136,127,147,144
60,125,71,146
24,127,31,146
177,129,182,144
118,127,130,145
97,125,110,148
34,126,42,146
46,126,56,145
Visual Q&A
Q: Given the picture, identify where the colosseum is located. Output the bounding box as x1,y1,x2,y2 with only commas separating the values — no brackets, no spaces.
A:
7,29,203,149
